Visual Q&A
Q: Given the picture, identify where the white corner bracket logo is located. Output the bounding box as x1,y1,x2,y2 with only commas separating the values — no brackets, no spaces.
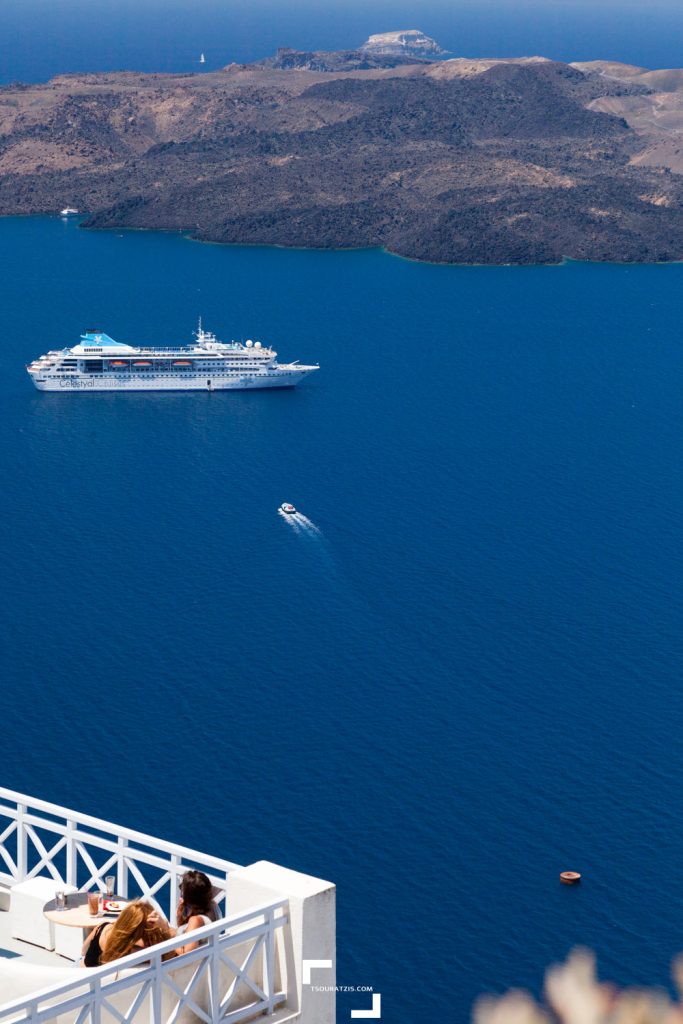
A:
351,993,382,1018
303,959,381,1019
303,959,333,985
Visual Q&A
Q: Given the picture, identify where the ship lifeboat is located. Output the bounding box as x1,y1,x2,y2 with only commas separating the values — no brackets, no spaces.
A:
133,361,152,366
173,360,192,366
110,361,128,367
280,503,297,515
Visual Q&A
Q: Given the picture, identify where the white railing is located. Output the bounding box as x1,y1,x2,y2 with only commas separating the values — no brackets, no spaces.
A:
0,788,293,1023
0,900,290,1023
0,787,241,921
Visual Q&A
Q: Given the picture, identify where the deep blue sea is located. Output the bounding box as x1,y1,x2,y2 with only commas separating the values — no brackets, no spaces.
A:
3,1,683,1019
3,0,683,83
2,217,683,1019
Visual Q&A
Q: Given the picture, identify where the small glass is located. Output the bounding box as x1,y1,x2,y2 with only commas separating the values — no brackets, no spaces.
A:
87,892,100,916
55,890,66,911
105,876,115,897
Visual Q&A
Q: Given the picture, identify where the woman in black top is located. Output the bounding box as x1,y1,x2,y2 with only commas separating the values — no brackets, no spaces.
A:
82,922,108,967
81,900,171,966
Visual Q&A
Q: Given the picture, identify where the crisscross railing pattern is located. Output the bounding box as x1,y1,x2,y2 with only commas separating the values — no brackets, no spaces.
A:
0,788,240,921
0,901,290,1023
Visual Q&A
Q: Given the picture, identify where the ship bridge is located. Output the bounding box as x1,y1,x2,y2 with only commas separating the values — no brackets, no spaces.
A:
72,333,138,356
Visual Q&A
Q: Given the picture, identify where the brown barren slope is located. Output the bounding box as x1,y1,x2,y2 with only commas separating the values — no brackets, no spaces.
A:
3,52,683,264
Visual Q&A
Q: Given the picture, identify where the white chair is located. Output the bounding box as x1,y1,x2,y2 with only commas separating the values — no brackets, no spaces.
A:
10,877,77,951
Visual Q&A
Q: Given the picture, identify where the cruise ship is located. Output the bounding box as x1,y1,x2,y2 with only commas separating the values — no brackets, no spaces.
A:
27,322,319,392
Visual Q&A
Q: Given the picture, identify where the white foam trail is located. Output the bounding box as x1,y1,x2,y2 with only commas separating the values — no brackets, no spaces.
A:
294,513,321,535
278,509,302,532
277,508,343,581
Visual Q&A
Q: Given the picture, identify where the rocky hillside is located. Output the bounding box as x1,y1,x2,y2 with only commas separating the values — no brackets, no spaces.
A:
573,59,683,175
359,30,446,59
255,47,427,72
1,50,683,264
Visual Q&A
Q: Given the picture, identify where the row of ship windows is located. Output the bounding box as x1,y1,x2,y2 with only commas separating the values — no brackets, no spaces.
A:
55,370,272,376
51,372,282,379
63,364,267,369
57,367,267,374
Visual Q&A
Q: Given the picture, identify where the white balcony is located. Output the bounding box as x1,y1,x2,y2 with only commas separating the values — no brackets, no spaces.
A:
0,788,336,1024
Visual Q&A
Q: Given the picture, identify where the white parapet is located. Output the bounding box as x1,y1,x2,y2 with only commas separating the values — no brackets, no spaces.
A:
0,790,337,1024
227,860,336,1024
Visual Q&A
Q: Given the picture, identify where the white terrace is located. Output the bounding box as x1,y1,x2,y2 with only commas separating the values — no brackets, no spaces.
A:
0,788,335,1024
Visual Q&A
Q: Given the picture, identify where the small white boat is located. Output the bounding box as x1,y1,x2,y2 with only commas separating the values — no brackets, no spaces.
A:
199,53,206,64
280,503,297,515
60,207,79,217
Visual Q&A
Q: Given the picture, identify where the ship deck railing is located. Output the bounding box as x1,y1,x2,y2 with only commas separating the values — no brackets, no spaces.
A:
102,346,251,355
0,787,293,1024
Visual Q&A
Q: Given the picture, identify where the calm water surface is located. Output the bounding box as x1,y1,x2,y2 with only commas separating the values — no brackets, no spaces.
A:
2,217,683,1018
3,0,683,83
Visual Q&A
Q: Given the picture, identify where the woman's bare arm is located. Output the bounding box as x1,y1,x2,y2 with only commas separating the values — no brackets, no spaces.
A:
175,915,208,955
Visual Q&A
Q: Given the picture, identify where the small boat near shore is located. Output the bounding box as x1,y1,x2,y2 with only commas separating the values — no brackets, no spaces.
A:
60,207,79,217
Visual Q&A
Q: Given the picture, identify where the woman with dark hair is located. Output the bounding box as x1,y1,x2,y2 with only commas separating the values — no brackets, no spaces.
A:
173,870,219,954
81,873,219,966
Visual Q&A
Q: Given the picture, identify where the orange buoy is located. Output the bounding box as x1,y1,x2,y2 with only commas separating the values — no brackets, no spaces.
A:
560,871,581,885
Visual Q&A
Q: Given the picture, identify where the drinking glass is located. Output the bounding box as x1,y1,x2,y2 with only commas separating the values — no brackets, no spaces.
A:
105,875,115,897
55,890,66,911
87,892,100,916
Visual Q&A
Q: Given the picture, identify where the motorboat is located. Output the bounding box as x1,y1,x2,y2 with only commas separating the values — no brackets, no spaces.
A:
280,503,297,515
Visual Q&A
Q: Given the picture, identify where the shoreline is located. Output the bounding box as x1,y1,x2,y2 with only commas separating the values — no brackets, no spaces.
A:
5,211,683,271
3,54,683,270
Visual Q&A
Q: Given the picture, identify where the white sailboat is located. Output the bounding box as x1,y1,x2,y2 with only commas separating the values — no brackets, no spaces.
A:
199,52,205,64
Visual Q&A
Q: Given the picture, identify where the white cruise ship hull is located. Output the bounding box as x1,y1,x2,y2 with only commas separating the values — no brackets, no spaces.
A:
28,325,319,393
31,370,314,392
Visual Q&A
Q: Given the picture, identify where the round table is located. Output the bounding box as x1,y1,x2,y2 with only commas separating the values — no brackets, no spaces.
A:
43,892,126,929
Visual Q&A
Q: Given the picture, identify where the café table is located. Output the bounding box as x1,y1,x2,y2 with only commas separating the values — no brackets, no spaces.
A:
43,892,127,929
42,892,128,961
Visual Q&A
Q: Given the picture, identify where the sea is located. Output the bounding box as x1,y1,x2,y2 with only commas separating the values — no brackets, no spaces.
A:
2,3,683,1021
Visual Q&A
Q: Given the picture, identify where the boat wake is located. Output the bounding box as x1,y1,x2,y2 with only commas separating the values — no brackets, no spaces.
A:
278,509,322,535
278,508,302,532
278,504,347,583
294,513,321,535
